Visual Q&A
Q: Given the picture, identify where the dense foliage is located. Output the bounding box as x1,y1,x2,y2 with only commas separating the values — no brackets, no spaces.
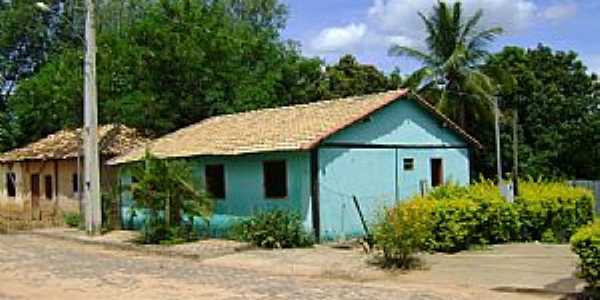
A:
128,152,214,244
374,180,594,265
484,46,600,179
571,221,600,289
231,210,314,249
516,181,595,242
425,181,521,252
0,0,402,151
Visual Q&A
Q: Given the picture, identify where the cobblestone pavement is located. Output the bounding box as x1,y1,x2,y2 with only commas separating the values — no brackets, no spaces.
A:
0,233,460,300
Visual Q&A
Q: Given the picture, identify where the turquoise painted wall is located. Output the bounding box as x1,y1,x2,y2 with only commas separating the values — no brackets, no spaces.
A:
120,151,312,236
327,98,466,146
119,97,472,241
318,98,470,240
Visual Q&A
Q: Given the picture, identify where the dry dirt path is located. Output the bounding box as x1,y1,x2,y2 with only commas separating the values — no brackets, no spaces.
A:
0,233,578,300
0,233,461,300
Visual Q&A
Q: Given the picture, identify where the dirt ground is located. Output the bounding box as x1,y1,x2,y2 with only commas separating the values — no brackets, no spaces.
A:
0,232,585,300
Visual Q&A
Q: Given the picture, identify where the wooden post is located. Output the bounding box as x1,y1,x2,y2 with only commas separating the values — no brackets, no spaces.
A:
83,0,102,235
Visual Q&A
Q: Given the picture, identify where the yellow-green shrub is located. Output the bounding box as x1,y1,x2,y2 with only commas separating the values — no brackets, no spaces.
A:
429,197,479,252
373,198,435,268
426,181,520,252
517,181,594,242
571,221,600,287
374,180,593,258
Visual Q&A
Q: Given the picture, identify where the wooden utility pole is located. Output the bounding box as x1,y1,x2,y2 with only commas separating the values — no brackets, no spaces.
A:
512,110,519,196
83,0,102,235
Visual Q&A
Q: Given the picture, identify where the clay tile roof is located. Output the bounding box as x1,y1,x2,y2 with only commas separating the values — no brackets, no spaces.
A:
109,90,481,165
0,124,150,163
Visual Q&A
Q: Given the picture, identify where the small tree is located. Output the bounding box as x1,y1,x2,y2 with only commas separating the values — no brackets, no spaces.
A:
128,151,214,243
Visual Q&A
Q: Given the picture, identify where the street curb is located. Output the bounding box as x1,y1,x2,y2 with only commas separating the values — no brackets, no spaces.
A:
29,229,254,260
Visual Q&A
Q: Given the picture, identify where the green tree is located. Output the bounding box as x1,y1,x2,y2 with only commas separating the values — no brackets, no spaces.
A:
129,151,214,243
7,0,325,145
390,1,502,131
318,54,401,100
7,49,83,144
485,45,600,179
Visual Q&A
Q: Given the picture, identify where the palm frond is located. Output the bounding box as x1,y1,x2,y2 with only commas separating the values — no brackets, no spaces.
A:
467,27,502,51
464,70,496,101
418,11,438,51
452,2,463,40
388,45,436,66
441,46,468,74
402,67,435,90
461,9,483,42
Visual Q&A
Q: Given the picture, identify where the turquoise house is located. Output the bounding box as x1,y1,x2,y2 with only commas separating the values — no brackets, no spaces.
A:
109,90,481,241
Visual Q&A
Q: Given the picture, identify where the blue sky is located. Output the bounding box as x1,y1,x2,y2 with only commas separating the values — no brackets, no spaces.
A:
281,0,600,74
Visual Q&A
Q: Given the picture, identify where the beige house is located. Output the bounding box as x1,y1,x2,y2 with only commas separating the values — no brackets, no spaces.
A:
0,124,148,220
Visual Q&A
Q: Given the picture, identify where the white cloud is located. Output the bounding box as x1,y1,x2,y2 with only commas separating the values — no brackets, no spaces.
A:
310,23,368,53
367,0,538,36
585,55,600,74
542,3,577,21
309,0,540,56
307,0,580,64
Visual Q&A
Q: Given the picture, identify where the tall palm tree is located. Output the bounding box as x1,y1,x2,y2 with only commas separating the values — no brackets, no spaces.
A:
390,1,502,130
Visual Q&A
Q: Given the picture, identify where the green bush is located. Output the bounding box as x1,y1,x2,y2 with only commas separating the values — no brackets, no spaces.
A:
429,198,479,252
426,181,520,252
571,221,600,288
140,217,200,245
231,210,314,249
373,198,435,268
466,180,521,244
63,212,81,228
374,180,594,257
517,181,594,242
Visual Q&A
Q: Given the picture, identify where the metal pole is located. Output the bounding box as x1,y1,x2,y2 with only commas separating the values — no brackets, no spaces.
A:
494,97,502,183
512,110,519,196
83,0,101,235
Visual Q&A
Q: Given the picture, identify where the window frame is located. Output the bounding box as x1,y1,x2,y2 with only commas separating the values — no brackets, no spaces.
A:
6,172,16,198
403,158,415,171
44,175,53,200
204,164,226,199
263,160,288,199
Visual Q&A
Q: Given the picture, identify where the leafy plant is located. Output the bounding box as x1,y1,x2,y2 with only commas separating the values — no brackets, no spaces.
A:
516,180,594,242
429,197,480,252
63,212,81,228
129,151,214,244
231,210,314,249
375,179,593,259
373,198,435,268
571,221,600,288
541,229,558,244
425,180,519,251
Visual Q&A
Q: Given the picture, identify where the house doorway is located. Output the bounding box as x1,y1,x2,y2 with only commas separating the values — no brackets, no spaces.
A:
431,158,443,187
31,174,40,220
